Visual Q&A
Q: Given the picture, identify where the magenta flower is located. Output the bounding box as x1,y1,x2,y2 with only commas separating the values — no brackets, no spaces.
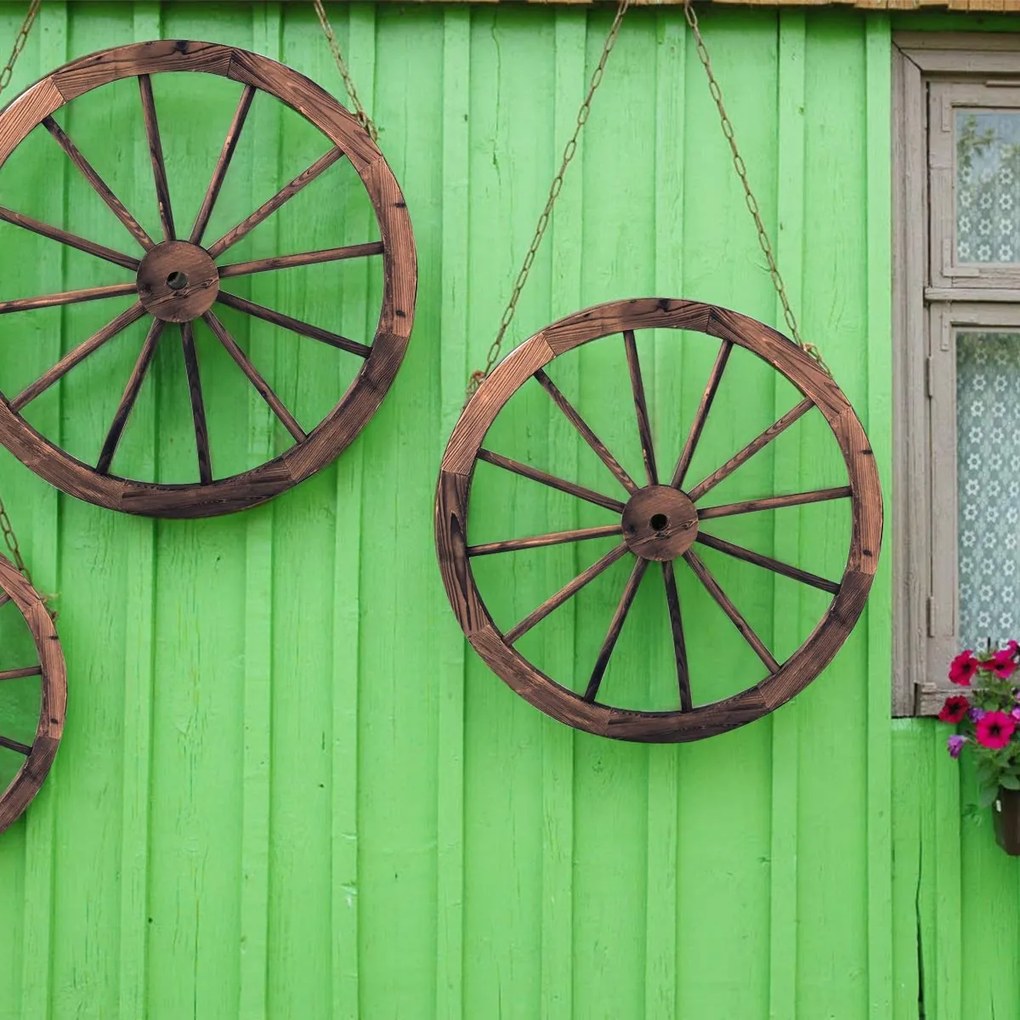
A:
939,695,971,724
950,650,980,686
988,648,1018,679
1011,707,1020,722
976,711,1017,750
948,734,968,759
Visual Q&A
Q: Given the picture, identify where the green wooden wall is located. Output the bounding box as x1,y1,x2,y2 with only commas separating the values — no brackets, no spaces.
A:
0,2,1018,1018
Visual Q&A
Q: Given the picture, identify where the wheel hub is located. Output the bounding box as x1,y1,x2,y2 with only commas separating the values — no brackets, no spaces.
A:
136,241,219,323
621,485,699,561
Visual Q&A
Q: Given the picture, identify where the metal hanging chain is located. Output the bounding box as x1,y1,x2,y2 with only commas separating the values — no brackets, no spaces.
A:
313,0,379,143
683,0,829,375
0,0,42,586
0,0,40,98
466,0,631,401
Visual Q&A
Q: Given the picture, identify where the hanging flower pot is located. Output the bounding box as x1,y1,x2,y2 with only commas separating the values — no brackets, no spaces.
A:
994,789,1020,856
939,640,1020,854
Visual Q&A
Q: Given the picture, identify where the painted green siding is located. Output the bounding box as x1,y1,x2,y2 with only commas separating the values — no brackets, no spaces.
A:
0,3,1015,1018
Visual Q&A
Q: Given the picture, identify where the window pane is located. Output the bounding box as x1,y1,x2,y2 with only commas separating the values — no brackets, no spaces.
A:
957,331,1020,650
956,110,1020,263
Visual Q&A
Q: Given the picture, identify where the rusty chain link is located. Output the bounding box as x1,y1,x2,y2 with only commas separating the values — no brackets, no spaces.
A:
0,0,41,587
683,0,829,375
466,0,631,401
313,0,379,143
0,0,39,98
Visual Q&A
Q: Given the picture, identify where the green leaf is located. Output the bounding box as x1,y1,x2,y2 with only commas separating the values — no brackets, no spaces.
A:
979,784,1000,809
999,773,1020,790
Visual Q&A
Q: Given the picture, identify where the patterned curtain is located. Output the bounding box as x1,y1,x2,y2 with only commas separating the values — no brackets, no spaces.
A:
956,332,1020,651
956,110,1020,263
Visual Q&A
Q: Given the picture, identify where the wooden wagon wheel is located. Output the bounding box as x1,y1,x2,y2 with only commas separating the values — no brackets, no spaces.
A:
436,298,883,742
0,39,415,517
0,553,65,834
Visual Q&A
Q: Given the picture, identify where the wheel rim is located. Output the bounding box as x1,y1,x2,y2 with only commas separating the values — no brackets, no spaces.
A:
0,555,66,834
0,40,416,517
435,298,883,743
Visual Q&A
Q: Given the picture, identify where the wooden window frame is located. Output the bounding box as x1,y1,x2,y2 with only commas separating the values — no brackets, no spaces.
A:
893,34,1020,716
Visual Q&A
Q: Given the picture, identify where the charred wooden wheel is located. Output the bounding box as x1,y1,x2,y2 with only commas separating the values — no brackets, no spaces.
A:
0,40,415,517
0,555,65,834
436,299,883,742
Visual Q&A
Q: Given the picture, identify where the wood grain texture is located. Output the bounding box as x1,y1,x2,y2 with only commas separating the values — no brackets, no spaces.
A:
436,298,883,741
0,39,416,517
0,554,66,835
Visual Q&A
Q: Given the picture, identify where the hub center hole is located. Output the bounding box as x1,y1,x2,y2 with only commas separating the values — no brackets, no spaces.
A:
650,513,668,531
166,271,188,291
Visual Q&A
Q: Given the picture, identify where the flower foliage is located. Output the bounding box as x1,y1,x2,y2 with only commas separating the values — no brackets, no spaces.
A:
941,640,1020,806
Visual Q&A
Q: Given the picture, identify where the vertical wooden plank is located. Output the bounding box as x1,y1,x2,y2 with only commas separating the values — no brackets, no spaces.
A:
890,721,923,1020
145,5,251,1017
864,17,894,1020
768,12,803,1020
329,5,371,1017
437,8,469,1020
645,10,684,1020
357,4,443,1016
539,9,584,1019
570,9,654,1017
674,11,776,1017
931,723,962,1020
237,10,278,1019
117,4,159,1014
16,5,68,1019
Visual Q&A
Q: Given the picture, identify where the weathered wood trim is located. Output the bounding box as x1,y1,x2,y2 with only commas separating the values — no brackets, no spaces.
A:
892,41,929,716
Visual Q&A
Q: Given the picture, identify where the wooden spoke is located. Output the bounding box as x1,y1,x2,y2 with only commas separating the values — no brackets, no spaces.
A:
0,204,139,270
505,542,630,645
687,398,814,502
216,290,370,358
202,310,306,443
0,593,11,609
218,241,385,279
180,322,212,484
477,449,626,514
10,302,147,411
138,74,175,241
189,84,256,245
670,340,733,490
662,560,693,711
97,318,165,474
683,548,780,672
695,530,840,595
623,330,658,485
0,734,32,756
43,116,154,250
468,522,622,556
698,486,852,520
0,666,42,681
534,369,637,494
0,281,138,315
583,556,650,702
206,147,345,259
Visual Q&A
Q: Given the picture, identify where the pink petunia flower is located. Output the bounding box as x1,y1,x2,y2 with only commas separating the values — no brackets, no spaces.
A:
939,695,971,724
988,648,1018,679
976,711,1017,750
950,650,980,685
